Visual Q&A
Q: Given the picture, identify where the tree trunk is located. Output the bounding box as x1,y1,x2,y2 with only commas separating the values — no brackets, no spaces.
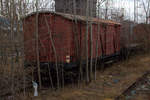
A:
35,0,42,89
44,15,60,89
0,0,3,15
85,0,89,83
89,23,93,81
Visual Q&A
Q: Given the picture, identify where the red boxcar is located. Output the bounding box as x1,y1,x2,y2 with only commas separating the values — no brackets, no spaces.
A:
23,11,121,66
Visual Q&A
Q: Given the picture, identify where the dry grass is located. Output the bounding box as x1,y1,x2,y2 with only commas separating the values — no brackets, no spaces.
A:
15,53,150,100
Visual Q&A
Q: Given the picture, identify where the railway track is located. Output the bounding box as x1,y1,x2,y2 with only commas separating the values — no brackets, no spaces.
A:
115,71,150,100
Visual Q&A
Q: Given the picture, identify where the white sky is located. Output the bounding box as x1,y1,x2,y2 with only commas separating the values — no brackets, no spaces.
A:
113,0,135,20
29,0,146,22
100,0,146,22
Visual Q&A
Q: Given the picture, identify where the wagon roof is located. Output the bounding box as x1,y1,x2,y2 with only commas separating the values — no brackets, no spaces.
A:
23,11,121,25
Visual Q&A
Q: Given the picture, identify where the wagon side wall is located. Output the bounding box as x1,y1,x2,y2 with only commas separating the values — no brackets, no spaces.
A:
24,13,73,63
23,12,121,65
23,15,37,62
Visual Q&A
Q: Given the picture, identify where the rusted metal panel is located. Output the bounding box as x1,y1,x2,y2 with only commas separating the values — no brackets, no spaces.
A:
23,12,121,64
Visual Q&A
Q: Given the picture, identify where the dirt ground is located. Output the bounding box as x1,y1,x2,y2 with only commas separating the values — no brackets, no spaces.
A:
18,53,150,100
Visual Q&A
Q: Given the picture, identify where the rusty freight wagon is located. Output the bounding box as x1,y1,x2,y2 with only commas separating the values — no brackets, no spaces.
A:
23,11,121,69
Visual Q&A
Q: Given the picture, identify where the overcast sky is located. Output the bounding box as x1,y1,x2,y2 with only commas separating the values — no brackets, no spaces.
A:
100,0,146,22
29,0,146,22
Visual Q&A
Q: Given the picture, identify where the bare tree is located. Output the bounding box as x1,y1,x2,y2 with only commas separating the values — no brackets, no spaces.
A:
35,0,42,89
0,0,3,15
85,0,90,83
44,14,60,89
142,0,150,24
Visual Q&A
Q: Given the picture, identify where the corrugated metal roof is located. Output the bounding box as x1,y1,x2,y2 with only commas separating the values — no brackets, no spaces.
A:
56,12,120,25
23,11,121,25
